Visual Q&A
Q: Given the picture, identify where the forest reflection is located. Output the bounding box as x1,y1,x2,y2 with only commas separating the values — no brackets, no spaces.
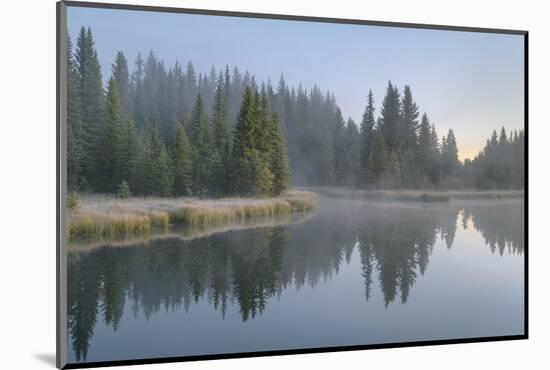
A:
67,201,523,361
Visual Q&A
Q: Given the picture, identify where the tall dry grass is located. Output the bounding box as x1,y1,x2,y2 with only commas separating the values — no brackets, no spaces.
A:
67,191,317,240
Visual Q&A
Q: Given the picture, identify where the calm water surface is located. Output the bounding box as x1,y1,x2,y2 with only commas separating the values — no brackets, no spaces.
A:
67,198,524,363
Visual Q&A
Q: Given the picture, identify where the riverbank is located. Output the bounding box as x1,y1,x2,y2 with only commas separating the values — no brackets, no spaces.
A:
68,211,314,251
309,187,524,203
67,190,317,239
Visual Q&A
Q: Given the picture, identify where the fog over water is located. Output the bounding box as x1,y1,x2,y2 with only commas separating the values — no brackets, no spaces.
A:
67,198,524,363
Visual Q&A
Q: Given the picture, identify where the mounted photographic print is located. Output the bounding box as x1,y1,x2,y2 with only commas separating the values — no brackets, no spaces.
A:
56,1,528,368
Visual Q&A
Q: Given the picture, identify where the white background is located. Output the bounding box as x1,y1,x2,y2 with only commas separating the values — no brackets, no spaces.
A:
0,0,546,369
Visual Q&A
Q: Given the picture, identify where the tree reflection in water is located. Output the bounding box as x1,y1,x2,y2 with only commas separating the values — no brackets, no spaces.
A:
67,201,523,361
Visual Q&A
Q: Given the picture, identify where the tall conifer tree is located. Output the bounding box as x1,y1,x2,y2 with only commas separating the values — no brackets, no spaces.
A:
97,79,123,192
66,33,83,191
170,122,193,196
359,90,376,185
76,27,104,186
189,94,212,195
211,73,231,195
111,51,131,118
269,113,290,195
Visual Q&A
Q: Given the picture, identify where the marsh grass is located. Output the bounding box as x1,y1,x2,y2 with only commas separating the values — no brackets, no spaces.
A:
68,211,314,251
68,212,151,238
67,190,317,240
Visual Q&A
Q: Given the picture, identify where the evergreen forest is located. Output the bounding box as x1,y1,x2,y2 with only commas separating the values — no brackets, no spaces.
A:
67,27,525,198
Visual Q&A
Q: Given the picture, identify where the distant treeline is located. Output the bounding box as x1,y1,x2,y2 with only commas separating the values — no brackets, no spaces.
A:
67,27,524,196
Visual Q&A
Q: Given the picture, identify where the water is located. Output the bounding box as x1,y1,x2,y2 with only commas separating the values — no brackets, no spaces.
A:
66,198,525,364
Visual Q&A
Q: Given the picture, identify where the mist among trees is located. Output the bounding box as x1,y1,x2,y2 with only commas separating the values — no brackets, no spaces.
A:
67,27,524,197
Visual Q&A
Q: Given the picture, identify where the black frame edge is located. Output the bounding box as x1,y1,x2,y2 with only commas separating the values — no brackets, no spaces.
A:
62,335,528,369
56,2,61,368
61,0,527,35
523,32,529,339
57,1,68,369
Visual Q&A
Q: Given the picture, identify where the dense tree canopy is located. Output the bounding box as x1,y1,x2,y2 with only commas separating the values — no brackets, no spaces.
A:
66,27,524,196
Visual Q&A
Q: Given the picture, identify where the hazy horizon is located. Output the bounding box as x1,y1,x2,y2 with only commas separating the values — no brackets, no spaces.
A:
67,6,524,161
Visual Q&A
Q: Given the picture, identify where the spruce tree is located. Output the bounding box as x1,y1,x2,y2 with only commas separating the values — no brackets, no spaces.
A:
400,85,420,149
132,135,152,195
142,127,173,196
66,32,83,191
184,62,197,112
378,81,402,153
97,78,124,192
269,113,290,195
189,94,212,196
111,51,131,118
332,108,348,185
75,27,104,188
417,113,432,184
256,89,271,154
359,90,375,186
231,87,258,195
156,147,173,196
131,53,145,128
429,124,441,184
171,122,193,196
250,150,274,196
441,129,460,178
400,86,420,187
210,73,231,195
346,119,361,187
117,118,139,190
368,128,389,182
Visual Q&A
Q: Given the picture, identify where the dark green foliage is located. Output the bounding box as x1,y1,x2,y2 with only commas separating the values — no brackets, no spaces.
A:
156,147,173,196
428,124,441,184
270,114,290,195
359,90,375,184
66,27,523,196
130,128,173,196
170,122,193,196
345,119,361,186
66,33,84,191
367,128,389,179
250,150,274,196
378,81,402,153
417,113,440,185
189,94,212,196
117,118,139,190
441,129,460,178
131,53,145,129
400,85,420,149
210,74,231,196
465,128,524,189
399,86,421,187
96,78,124,192
111,51,131,118
231,87,258,195
75,27,104,186
230,87,291,196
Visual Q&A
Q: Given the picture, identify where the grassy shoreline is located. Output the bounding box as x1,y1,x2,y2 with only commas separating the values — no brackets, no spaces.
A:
68,212,314,251
309,187,524,203
67,190,317,240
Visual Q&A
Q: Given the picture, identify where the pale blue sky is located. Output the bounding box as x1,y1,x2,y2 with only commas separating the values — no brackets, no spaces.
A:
67,6,524,160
